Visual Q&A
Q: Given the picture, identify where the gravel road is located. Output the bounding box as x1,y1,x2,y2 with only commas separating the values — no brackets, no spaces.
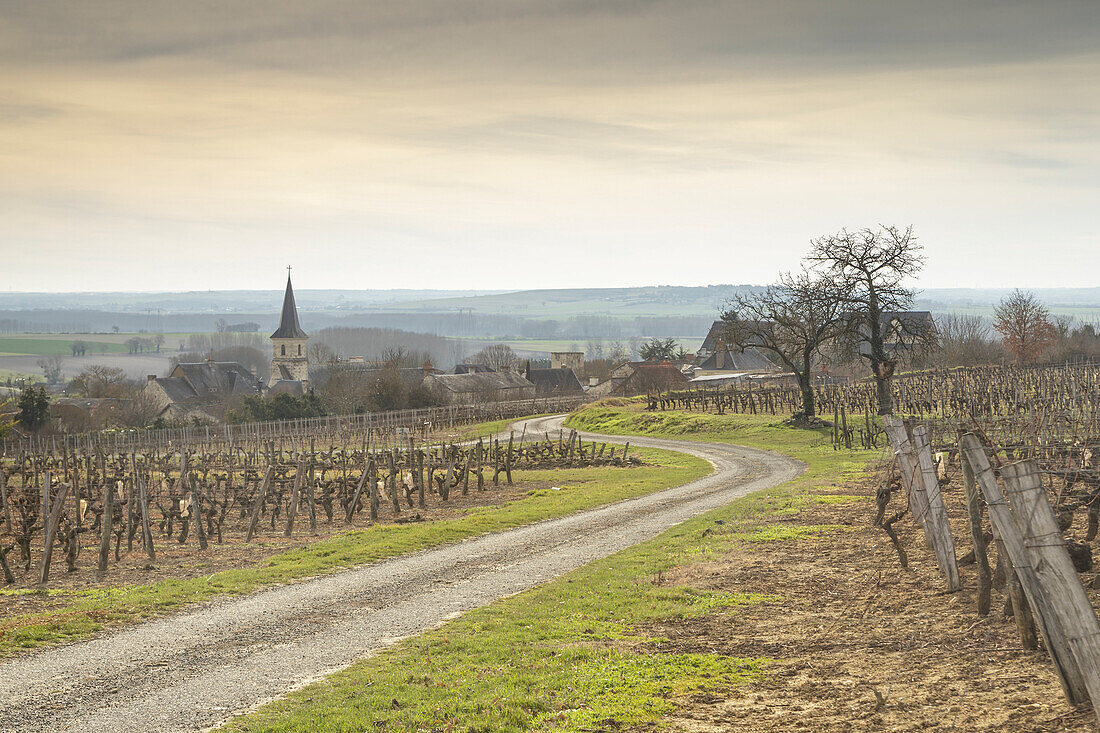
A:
0,415,803,733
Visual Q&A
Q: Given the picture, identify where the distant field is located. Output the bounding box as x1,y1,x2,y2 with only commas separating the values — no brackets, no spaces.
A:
0,337,131,356
462,337,702,356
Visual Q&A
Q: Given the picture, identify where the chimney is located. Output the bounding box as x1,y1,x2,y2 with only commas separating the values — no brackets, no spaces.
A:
147,374,157,382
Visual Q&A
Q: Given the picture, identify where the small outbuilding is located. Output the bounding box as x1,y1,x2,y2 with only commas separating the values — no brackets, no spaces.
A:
422,371,536,404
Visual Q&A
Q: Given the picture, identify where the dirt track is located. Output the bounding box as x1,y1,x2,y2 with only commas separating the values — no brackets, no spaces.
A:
0,415,802,733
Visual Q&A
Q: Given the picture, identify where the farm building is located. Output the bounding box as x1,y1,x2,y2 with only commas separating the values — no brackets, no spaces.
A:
550,351,584,372
143,360,264,421
525,366,584,396
694,320,777,371
453,363,494,374
49,397,133,433
857,311,936,357
422,371,536,404
590,361,690,397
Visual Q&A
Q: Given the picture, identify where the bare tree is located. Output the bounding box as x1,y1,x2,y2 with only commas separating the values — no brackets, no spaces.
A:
308,341,337,366
807,225,930,415
117,390,163,428
69,365,128,398
37,355,65,386
471,344,519,372
934,313,1002,366
720,271,845,418
993,289,1057,364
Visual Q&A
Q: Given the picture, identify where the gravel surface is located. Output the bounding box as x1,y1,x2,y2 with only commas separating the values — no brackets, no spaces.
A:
0,415,803,733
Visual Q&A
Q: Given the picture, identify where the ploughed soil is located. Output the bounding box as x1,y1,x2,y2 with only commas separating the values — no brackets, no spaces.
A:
0,476,545,620
633,465,1098,732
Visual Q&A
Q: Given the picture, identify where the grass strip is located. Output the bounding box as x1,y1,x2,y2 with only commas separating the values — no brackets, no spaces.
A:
224,404,876,732
0,445,707,657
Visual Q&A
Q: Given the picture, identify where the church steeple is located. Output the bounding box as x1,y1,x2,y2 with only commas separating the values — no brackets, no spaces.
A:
271,272,308,339
268,269,309,387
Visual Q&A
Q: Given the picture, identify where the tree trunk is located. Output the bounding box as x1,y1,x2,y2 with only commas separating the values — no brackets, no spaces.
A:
875,372,893,415
799,350,815,417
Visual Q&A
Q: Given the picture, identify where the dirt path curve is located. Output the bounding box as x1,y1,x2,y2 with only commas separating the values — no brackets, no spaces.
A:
0,415,803,733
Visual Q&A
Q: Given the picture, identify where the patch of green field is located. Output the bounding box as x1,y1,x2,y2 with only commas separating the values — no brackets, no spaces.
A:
0,337,130,356
447,414,553,442
461,337,700,354
0,445,708,658
224,403,875,732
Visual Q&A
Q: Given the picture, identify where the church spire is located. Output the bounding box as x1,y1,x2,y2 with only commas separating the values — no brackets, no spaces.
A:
270,271,308,339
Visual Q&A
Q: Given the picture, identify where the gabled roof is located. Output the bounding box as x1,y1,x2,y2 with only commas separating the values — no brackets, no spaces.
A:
700,320,729,354
695,348,775,371
526,368,584,395
159,361,263,403
152,376,201,403
271,274,308,339
424,371,534,394
454,363,493,374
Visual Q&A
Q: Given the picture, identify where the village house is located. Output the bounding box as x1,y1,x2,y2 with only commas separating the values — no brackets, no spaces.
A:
143,360,265,422
524,365,584,396
144,273,308,420
422,371,536,405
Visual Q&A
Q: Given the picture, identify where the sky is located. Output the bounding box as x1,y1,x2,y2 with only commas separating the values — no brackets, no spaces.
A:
2,1,1099,293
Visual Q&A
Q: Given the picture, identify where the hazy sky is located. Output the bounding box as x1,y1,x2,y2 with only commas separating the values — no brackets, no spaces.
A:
2,1,1099,292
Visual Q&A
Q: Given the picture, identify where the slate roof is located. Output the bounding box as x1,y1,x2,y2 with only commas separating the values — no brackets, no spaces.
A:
151,361,264,406
695,348,775,371
424,371,534,394
269,380,305,397
525,368,584,395
700,320,730,354
612,363,689,395
453,364,493,374
271,274,308,339
153,376,200,403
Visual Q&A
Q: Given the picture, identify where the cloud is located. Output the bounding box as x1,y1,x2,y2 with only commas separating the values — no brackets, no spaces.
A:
0,1,1099,290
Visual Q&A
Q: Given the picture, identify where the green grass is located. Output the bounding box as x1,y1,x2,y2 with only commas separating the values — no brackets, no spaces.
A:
224,403,875,732
448,414,553,442
0,337,129,356
0,446,708,658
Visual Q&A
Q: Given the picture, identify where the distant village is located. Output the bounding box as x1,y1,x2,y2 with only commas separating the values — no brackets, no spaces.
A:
0,272,940,436
140,274,811,426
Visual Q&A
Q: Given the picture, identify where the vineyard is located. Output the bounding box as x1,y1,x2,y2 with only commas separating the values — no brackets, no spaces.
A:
641,361,1100,711
0,396,621,588
649,362,1100,449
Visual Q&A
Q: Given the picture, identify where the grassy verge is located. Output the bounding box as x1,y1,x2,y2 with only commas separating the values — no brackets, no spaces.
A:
224,404,875,732
0,445,706,658
448,414,552,443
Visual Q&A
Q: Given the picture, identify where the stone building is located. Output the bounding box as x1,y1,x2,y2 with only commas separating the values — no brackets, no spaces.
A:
550,351,584,373
143,360,264,421
268,273,310,390
422,371,536,405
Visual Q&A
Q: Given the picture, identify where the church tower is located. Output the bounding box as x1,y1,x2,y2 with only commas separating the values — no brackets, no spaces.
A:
269,271,309,386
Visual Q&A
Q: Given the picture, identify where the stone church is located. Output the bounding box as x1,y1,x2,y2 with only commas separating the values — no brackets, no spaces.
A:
144,273,310,419
267,273,310,395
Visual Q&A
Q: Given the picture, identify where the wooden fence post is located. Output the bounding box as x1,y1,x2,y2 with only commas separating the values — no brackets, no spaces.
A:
245,466,274,542
1002,460,1100,710
284,458,304,538
960,434,1087,705
959,442,991,616
38,477,70,585
97,475,114,572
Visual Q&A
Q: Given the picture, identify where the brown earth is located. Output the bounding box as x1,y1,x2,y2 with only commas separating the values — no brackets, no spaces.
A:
0,477,543,619
631,466,1097,733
